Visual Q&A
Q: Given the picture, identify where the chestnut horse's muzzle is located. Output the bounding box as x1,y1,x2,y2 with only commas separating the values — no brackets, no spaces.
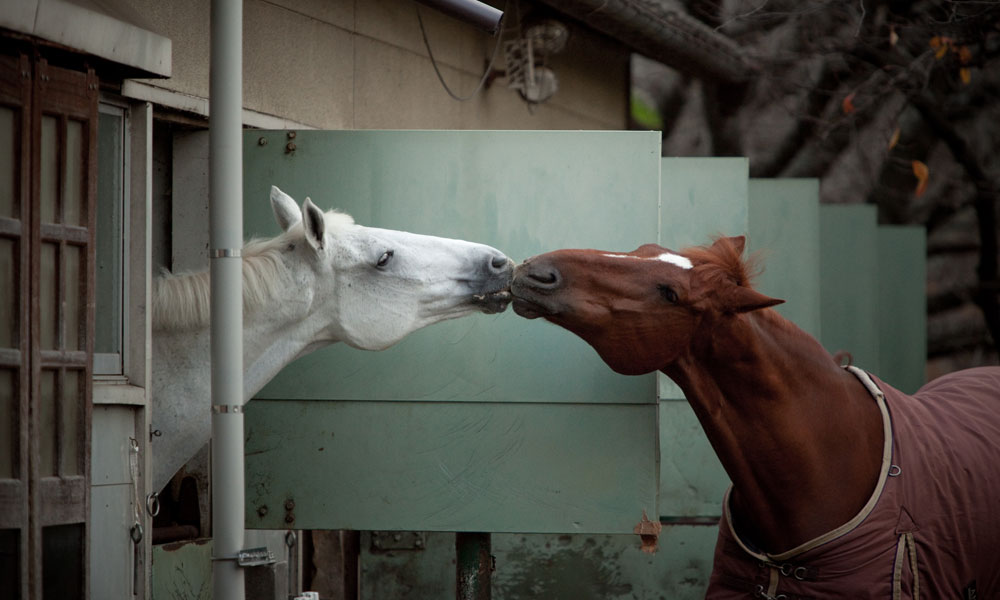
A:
510,257,563,318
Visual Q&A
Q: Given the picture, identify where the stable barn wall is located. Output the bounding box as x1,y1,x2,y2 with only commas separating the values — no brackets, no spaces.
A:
126,0,629,130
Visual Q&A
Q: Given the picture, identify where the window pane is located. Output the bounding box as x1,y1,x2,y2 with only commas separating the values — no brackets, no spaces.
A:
0,369,15,479
40,116,57,224
60,370,80,476
63,119,83,226
40,243,57,350
63,244,80,351
0,106,15,219
95,111,123,358
0,529,19,600
40,370,56,477
43,524,83,600
0,237,15,348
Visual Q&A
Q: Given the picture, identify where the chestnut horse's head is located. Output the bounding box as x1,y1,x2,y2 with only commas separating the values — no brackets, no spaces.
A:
511,236,783,375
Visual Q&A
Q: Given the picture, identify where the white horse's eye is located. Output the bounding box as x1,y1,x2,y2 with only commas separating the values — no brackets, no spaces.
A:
376,250,394,268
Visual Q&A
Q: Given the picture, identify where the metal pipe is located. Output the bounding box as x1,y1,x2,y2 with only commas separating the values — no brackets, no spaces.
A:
413,0,503,34
456,532,492,600
210,0,245,598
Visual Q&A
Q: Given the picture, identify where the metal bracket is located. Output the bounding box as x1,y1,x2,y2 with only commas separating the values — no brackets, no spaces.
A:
213,547,277,567
370,531,426,552
209,248,242,258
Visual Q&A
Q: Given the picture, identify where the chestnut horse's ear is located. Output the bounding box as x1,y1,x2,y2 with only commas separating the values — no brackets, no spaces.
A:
726,285,784,313
712,235,746,256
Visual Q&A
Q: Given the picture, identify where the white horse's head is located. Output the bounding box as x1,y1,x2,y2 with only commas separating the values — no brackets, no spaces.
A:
269,186,513,350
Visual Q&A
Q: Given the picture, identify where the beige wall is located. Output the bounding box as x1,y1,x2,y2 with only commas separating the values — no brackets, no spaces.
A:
129,0,628,130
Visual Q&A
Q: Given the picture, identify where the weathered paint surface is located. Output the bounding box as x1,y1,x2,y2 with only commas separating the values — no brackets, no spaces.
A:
151,539,212,600
359,527,719,599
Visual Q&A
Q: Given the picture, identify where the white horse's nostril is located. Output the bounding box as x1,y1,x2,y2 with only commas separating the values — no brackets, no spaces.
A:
491,255,510,270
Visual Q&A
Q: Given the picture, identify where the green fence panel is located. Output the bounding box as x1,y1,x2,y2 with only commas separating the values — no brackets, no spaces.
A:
656,158,747,518
243,130,661,405
877,226,926,394
245,400,658,533
748,179,821,338
819,205,880,373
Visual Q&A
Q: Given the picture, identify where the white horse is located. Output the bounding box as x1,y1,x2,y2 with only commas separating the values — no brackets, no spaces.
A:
151,186,513,492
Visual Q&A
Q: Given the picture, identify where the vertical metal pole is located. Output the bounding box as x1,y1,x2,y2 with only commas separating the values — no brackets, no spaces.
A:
210,0,244,599
456,532,491,600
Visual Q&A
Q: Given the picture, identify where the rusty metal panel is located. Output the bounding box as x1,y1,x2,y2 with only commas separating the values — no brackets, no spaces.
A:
358,527,719,599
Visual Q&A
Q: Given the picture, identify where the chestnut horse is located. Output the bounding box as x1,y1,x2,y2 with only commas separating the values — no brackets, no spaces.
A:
511,236,1000,598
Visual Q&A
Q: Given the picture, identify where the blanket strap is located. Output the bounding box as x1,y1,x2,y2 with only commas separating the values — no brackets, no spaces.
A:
892,532,919,600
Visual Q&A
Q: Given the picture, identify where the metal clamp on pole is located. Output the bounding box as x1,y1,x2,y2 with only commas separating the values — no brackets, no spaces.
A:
210,248,242,258
211,404,244,414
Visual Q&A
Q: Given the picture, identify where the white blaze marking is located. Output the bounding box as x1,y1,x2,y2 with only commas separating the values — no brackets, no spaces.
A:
656,253,693,269
601,252,692,270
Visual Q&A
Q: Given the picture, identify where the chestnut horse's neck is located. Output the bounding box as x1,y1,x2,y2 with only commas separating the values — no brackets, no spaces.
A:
662,308,885,554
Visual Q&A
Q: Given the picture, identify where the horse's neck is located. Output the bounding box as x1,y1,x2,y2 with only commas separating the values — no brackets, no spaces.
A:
154,307,325,403
663,309,884,554
150,295,332,492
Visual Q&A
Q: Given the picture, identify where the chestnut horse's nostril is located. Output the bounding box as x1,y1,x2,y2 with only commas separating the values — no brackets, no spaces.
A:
527,268,560,288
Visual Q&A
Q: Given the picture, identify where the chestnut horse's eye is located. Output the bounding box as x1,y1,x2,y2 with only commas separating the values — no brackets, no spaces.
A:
377,250,394,268
658,284,678,303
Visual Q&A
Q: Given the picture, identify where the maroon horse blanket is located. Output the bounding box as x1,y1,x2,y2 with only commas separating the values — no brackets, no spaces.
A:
707,366,1000,599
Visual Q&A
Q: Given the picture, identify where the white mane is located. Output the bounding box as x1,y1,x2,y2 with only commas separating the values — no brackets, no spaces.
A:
152,210,354,331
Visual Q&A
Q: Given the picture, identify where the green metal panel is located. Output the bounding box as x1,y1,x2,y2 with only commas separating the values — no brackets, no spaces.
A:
748,179,821,338
243,130,661,405
658,402,728,517
659,157,749,249
820,205,880,372
245,400,658,533
656,158,747,517
151,539,212,600
878,226,927,394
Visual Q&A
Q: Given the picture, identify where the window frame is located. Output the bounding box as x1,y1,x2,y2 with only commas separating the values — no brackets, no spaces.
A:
93,99,131,380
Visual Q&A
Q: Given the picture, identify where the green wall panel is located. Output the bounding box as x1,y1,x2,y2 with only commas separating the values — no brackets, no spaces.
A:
655,158,748,517
245,400,658,534
748,179,821,338
877,226,926,394
243,130,661,404
819,205,880,373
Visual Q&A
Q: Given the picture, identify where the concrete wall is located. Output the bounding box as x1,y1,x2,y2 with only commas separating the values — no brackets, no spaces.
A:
129,0,628,130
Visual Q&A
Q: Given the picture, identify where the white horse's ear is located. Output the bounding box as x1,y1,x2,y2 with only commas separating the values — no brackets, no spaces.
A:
302,197,326,251
270,185,302,232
